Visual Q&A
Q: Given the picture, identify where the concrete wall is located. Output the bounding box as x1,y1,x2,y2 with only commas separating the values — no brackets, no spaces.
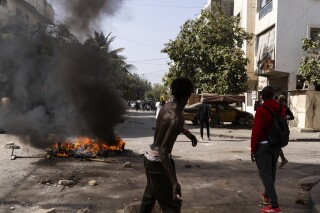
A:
289,90,320,130
255,1,277,34
25,0,54,22
234,0,257,115
276,0,320,91
0,0,54,26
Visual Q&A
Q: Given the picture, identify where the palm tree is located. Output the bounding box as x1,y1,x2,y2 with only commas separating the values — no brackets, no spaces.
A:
85,31,135,74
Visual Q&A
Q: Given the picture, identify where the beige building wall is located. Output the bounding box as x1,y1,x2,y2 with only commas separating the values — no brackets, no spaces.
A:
234,0,257,115
204,0,234,16
0,0,54,26
289,90,320,131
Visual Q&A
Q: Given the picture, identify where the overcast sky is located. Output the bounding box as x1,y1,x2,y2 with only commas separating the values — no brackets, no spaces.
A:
48,0,208,85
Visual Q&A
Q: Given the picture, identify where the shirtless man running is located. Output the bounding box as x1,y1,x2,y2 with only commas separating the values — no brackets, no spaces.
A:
140,77,197,213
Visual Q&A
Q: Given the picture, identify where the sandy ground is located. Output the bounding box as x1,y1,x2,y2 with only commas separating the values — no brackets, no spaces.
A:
0,110,319,213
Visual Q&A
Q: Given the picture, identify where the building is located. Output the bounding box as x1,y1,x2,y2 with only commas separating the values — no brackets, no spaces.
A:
204,0,234,16
0,0,54,99
233,0,257,114
237,0,320,130
204,0,258,114
0,0,54,26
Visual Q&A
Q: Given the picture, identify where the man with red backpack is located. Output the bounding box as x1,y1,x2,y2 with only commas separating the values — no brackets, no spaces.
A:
251,86,286,213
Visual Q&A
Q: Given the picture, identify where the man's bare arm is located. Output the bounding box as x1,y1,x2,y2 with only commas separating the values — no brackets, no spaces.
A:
182,129,197,147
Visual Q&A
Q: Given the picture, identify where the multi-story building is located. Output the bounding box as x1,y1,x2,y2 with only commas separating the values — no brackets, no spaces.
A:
204,0,320,130
0,0,54,98
204,0,234,16
0,0,54,26
238,0,320,130
233,0,257,114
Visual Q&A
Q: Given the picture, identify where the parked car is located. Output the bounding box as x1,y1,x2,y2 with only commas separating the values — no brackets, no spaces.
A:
182,102,253,126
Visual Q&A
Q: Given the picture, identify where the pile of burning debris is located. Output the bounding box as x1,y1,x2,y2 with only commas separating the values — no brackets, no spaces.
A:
50,136,125,158
5,136,125,160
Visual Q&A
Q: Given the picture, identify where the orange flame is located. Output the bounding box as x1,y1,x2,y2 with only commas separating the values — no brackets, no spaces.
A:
52,136,125,157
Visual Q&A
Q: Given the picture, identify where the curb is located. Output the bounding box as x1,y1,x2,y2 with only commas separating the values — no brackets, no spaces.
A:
289,138,320,142
191,132,320,142
310,182,320,213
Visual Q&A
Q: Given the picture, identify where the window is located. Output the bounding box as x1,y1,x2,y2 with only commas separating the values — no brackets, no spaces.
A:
257,0,272,11
257,0,273,19
0,0,7,8
310,28,320,41
247,92,253,106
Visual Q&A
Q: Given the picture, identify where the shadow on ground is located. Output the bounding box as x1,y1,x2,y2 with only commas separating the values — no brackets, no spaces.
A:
0,149,316,213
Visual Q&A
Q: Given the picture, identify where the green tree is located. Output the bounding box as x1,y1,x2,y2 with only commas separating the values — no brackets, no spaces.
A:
121,73,151,100
162,5,252,95
144,83,169,102
299,33,320,88
84,31,135,75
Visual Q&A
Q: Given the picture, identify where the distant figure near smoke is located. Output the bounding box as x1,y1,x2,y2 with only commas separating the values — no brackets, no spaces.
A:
1,97,10,113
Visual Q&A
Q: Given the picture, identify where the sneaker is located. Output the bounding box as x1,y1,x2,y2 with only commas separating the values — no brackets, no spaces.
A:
279,159,288,168
201,138,204,141
261,192,270,205
207,138,211,141
260,205,282,213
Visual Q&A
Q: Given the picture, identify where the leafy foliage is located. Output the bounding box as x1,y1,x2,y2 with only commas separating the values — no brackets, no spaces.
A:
144,84,169,102
299,33,320,87
121,73,152,100
162,6,252,95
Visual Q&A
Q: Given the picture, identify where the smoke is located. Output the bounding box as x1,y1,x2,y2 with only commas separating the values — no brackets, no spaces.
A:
49,0,124,40
0,0,127,148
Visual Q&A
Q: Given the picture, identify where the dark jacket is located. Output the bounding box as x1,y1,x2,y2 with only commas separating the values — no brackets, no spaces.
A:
280,101,294,120
197,103,211,121
251,99,286,154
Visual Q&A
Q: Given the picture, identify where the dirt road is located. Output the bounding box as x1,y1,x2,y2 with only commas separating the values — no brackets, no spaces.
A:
0,110,319,213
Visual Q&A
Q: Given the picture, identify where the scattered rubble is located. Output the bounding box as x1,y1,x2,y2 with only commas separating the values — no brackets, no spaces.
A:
58,180,74,186
116,201,161,213
299,176,320,190
76,208,90,213
123,162,132,168
31,208,56,213
88,180,97,186
40,179,52,184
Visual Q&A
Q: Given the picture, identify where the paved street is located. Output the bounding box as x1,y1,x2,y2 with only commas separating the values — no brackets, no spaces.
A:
0,110,319,212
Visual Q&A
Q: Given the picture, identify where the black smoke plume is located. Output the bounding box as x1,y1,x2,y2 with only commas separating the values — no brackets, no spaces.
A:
49,0,124,39
0,4,126,148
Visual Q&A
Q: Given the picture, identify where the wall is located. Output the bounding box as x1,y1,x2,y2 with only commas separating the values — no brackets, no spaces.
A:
289,90,320,130
276,0,320,91
24,0,54,22
234,0,257,114
0,0,54,26
255,1,277,34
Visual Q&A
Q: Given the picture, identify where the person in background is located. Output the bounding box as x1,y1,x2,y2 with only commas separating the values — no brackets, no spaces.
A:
155,96,166,119
197,97,211,141
251,86,285,213
277,95,294,168
140,77,196,213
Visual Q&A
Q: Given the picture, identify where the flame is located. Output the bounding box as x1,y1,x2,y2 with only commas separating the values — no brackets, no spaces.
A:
52,136,125,157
